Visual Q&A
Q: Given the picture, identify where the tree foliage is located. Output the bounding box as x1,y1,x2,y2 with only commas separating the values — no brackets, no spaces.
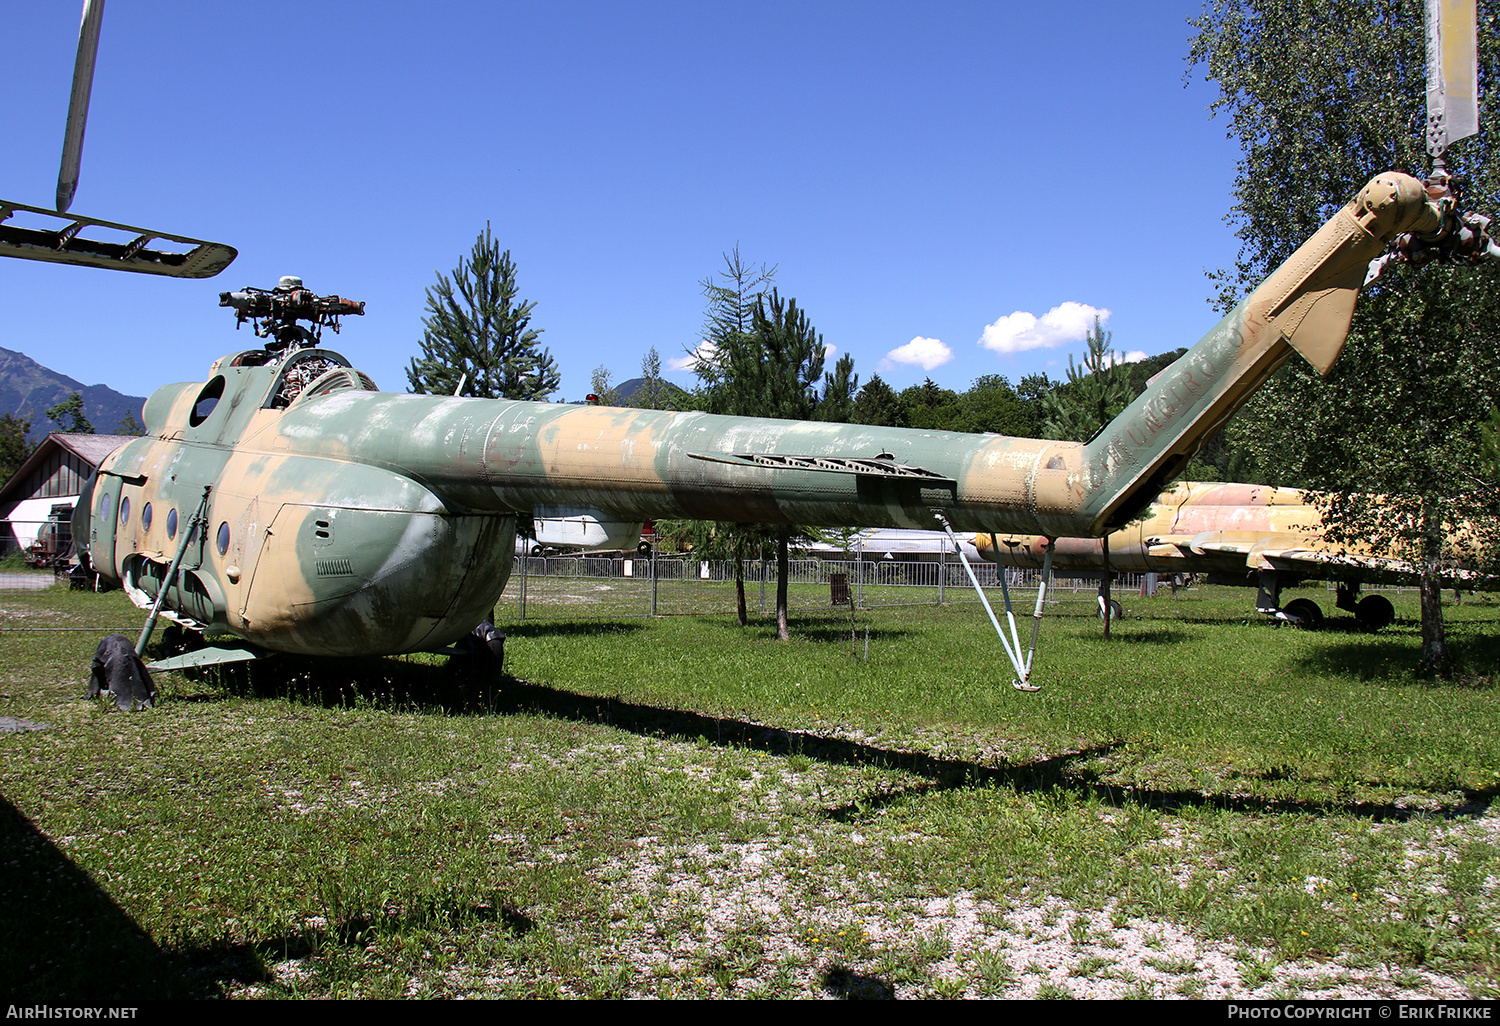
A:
693,248,860,638
693,247,776,393
0,414,33,484
407,224,559,401
1191,0,1500,673
116,410,145,436
1040,316,1132,441
851,375,907,428
635,347,669,410
689,249,779,627
589,365,619,406
44,392,93,434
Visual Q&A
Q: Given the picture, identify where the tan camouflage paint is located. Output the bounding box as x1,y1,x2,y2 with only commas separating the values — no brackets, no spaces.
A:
80,173,1443,657
977,480,1493,590
977,480,1330,576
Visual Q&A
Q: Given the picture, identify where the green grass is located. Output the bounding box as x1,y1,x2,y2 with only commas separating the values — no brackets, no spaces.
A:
1,582,1497,998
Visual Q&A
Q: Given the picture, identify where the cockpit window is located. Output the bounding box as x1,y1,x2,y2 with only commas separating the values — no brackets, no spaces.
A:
190,376,227,426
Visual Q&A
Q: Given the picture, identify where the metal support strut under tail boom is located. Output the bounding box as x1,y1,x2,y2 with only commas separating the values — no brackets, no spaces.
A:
933,511,1052,693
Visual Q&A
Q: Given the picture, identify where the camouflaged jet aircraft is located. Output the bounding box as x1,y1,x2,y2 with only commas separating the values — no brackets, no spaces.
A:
975,481,1497,631
65,170,1495,688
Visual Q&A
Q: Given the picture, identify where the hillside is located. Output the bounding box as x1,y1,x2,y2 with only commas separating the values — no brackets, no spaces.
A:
0,346,148,440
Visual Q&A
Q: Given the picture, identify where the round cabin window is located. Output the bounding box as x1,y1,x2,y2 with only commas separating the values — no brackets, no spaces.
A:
216,522,231,556
166,508,178,540
141,503,153,532
119,497,130,525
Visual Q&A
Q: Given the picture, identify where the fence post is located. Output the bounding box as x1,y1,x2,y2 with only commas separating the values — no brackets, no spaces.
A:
519,548,528,619
759,547,767,613
856,538,864,609
938,543,946,605
650,542,658,615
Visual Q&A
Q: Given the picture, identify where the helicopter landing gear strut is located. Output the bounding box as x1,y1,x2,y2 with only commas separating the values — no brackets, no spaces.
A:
933,512,1052,693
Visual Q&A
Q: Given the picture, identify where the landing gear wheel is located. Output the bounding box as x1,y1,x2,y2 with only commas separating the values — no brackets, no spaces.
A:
1096,598,1124,620
1282,597,1324,629
1356,594,1395,631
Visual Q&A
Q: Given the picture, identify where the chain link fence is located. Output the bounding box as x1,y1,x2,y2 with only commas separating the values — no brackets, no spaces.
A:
0,519,71,566
493,552,1151,621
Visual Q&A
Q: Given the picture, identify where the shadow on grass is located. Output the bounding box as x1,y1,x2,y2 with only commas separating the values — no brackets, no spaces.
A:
500,621,648,640
179,654,507,716
773,625,915,646
1103,628,1194,645
1293,629,1500,684
491,677,1497,823
1294,638,1428,681
0,792,536,999
0,792,225,999
186,646,1497,822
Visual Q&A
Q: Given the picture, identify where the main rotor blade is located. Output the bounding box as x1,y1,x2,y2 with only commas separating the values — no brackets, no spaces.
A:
56,0,106,213
0,198,236,278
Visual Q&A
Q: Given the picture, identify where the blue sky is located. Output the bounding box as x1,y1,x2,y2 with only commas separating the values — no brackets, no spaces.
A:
2,1,1246,406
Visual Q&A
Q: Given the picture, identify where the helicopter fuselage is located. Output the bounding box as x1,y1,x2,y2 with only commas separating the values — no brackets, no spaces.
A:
76,172,1446,659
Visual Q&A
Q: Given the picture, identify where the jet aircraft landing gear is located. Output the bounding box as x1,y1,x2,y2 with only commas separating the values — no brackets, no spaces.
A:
1280,598,1324,629
1259,570,1324,629
1336,584,1396,630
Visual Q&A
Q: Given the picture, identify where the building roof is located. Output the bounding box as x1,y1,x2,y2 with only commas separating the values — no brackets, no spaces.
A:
0,432,134,506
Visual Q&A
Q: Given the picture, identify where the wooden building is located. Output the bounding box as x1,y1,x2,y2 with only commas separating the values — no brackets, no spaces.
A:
0,433,133,559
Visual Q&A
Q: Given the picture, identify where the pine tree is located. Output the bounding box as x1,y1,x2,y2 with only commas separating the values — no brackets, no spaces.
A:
406,225,559,401
1040,317,1130,442
690,249,778,626
44,392,93,434
851,375,907,427
703,287,850,640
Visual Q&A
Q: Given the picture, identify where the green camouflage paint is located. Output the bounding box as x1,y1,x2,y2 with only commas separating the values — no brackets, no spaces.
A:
80,173,1443,658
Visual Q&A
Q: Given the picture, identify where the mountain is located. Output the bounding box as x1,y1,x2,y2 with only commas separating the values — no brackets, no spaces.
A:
0,346,148,441
611,376,695,409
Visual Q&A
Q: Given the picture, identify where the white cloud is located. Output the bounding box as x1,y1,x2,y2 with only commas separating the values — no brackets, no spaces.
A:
882,336,952,371
667,340,837,373
667,340,717,372
1104,350,1147,368
978,302,1110,355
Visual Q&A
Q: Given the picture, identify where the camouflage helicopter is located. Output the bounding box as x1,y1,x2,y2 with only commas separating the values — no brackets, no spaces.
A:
69,168,1495,689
